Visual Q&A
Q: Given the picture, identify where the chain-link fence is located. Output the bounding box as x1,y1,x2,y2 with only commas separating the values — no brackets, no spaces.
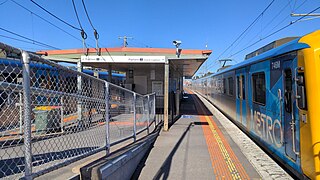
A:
0,43,158,179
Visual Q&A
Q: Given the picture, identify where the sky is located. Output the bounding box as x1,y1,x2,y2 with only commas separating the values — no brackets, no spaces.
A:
0,0,319,75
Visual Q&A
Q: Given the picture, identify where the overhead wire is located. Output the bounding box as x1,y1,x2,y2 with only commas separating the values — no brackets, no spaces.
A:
11,0,94,48
215,0,276,62
0,34,54,49
81,0,100,55
205,0,310,72
71,0,84,30
81,0,95,30
227,5,320,58
0,0,8,5
31,0,90,54
0,27,60,49
30,0,81,31
71,0,88,55
132,38,150,48
205,0,276,71
233,0,292,57
265,0,308,36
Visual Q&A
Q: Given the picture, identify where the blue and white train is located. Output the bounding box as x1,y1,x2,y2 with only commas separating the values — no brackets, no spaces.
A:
192,30,320,179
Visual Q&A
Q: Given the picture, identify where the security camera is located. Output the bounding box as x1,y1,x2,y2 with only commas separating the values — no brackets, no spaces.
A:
173,40,182,47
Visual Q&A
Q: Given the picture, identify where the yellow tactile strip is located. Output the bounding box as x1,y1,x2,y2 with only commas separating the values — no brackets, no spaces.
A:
188,89,249,179
200,115,250,179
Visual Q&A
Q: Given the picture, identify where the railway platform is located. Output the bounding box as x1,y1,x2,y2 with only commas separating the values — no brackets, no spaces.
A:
135,90,293,179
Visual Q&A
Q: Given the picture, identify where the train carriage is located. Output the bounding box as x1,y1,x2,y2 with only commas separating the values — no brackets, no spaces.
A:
192,30,320,179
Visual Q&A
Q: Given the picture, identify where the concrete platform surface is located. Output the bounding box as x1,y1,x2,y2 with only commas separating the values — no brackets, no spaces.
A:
136,91,292,180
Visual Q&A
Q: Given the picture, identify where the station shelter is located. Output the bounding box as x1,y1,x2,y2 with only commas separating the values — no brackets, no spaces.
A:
37,47,212,131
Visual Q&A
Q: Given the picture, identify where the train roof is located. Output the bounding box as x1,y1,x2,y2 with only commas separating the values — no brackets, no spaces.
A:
207,36,310,78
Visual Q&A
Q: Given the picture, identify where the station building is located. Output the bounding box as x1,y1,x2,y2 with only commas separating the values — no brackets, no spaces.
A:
37,47,212,130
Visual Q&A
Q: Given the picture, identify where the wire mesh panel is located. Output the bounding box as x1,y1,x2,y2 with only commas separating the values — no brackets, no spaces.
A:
0,59,25,178
0,44,158,179
26,58,107,176
135,94,148,133
108,84,134,144
149,94,156,124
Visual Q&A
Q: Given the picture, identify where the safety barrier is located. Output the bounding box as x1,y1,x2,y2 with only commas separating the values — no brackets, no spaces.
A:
0,42,158,179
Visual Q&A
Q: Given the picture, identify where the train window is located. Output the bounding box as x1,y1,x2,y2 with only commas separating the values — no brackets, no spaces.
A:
228,77,234,96
284,69,292,113
237,75,245,99
223,78,227,94
242,75,245,100
252,72,266,105
237,76,240,98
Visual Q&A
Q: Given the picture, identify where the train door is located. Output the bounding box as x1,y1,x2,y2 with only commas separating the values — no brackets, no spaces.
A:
236,69,247,127
282,60,297,161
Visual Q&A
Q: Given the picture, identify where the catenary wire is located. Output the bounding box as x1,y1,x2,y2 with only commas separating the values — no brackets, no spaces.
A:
0,27,60,49
30,0,81,31
11,0,94,48
215,0,276,62
71,0,84,30
205,0,276,70
0,34,55,49
230,0,292,58
205,0,310,72
81,0,95,30
0,0,8,5
227,5,320,58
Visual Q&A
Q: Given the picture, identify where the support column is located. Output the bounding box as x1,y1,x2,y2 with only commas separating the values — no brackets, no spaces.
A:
108,64,112,82
164,60,169,131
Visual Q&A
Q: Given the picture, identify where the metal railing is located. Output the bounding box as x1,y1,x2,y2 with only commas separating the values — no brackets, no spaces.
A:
0,42,158,179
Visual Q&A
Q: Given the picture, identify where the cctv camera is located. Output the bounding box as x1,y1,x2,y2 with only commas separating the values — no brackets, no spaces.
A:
173,40,182,47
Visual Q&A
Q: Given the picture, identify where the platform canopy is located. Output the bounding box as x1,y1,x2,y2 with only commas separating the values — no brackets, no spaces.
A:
37,47,212,77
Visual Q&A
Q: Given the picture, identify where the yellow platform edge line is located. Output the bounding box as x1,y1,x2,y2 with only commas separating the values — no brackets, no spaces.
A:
204,115,242,180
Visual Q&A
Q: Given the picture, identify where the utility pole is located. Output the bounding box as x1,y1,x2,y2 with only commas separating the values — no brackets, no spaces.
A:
118,36,133,47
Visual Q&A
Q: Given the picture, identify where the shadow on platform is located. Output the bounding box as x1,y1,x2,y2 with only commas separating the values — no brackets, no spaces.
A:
132,92,212,179
0,146,98,178
132,121,205,180
180,93,212,116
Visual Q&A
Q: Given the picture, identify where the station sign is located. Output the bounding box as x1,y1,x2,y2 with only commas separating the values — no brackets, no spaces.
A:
81,56,166,63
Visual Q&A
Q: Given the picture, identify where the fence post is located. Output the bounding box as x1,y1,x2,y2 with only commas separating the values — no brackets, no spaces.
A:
147,95,150,134
22,51,32,179
154,94,157,126
60,97,64,133
77,61,82,125
105,82,110,154
133,93,136,142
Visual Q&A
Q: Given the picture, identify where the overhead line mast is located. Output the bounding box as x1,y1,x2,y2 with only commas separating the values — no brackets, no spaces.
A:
118,36,133,47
